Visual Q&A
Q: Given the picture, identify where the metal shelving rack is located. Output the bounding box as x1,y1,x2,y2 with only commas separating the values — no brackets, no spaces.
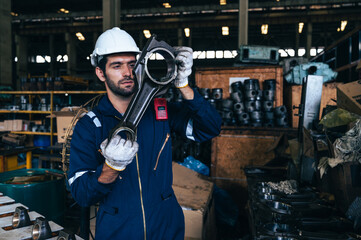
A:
0,91,106,146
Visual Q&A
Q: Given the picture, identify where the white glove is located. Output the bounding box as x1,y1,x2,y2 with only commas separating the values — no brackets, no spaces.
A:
174,46,193,88
100,135,139,171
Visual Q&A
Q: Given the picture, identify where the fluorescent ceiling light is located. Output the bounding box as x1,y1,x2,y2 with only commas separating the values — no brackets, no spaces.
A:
298,22,304,34
261,24,268,35
184,28,190,37
143,30,151,38
163,3,171,8
222,26,229,36
75,32,85,41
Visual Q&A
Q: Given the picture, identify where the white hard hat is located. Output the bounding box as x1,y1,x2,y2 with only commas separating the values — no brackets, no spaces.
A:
91,27,140,67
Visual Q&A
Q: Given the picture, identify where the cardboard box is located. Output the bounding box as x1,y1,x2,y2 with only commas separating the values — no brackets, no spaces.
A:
12,119,30,131
4,120,13,131
337,80,361,116
0,121,5,132
52,106,81,143
172,162,216,240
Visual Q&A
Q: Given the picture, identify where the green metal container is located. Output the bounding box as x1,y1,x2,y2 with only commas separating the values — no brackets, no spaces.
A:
0,168,65,224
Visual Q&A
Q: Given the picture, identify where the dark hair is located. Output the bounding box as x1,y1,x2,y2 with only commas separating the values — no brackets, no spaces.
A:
97,56,108,73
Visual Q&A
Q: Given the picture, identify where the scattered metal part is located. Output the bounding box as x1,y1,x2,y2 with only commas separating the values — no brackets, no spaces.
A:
250,111,263,121
230,91,243,103
57,230,76,240
262,100,274,112
256,89,263,100
208,98,217,109
263,90,275,101
198,88,210,99
222,99,234,111
251,121,263,127
211,88,223,100
276,115,288,127
12,206,31,228
264,111,274,120
244,79,260,90
263,119,275,127
231,81,243,93
263,79,276,90
244,90,257,101
236,112,250,125
245,101,256,112
274,105,287,116
32,217,52,240
233,102,245,114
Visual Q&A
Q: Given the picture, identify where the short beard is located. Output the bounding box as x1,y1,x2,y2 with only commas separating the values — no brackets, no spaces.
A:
105,74,138,97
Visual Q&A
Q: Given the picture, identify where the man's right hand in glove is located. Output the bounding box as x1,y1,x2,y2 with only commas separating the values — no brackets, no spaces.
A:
100,135,139,171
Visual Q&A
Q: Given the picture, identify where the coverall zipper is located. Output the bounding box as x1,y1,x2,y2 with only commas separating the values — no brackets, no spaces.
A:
136,153,147,240
154,133,170,171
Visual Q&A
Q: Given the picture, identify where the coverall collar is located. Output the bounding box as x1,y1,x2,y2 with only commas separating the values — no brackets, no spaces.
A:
97,94,124,119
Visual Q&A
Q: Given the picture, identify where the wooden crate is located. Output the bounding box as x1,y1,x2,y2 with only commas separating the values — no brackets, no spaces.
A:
195,66,283,106
210,127,297,209
284,82,342,128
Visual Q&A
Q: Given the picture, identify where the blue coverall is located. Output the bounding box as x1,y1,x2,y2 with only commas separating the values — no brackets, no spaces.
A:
68,89,222,239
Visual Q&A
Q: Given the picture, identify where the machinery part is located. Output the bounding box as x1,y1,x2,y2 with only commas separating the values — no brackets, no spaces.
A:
198,88,211,99
231,81,243,93
12,206,30,228
262,100,274,112
274,105,287,116
264,111,275,120
263,119,275,127
221,99,234,111
108,35,177,142
236,112,250,125
251,121,263,127
237,45,280,64
244,79,260,90
263,79,276,90
211,88,223,100
276,115,288,127
208,99,217,109
233,102,245,114
57,230,76,240
245,100,256,112
250,111,263,121
222,110,233,120
244,90,257,101
256,89,263,101
230,91,243,103
263,90,275,101
32,217,52,240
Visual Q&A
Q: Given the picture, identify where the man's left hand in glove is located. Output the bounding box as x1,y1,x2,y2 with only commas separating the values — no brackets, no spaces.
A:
174,46,193,88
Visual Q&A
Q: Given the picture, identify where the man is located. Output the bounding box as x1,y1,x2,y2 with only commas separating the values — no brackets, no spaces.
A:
68,27,221,239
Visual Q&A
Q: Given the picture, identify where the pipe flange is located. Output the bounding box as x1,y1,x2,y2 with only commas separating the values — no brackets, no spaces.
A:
262,100,274,112
230,91,243,103
211,88,223,100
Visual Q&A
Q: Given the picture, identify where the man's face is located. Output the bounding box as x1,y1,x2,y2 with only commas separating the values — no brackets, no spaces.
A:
102,53,138,97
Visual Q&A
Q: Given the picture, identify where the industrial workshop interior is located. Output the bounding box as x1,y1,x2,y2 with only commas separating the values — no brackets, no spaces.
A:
0,0,361,239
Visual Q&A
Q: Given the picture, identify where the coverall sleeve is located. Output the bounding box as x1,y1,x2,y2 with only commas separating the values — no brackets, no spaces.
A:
68,116,115,207
168,88,222,142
